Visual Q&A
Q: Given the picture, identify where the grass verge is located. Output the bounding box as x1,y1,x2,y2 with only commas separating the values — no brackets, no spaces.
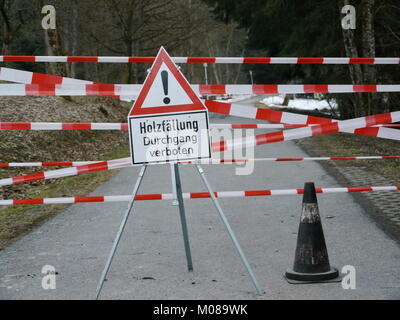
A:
0,146,130,250
298,132,400,182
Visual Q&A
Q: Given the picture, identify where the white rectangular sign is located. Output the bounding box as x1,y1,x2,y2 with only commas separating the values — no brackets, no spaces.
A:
128,111,211,164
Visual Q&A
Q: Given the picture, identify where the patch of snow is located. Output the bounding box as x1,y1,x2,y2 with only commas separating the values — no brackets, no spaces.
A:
261,95,337,111
120,96,136,102
215,94,254,103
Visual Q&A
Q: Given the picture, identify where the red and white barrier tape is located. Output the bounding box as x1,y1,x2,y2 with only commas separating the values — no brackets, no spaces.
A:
0,84,399,97
0,66,398,96
8,101,386,135
0,158,131,187
7,67,395,96
1,156,399,168
0,161,100,167
0,67,139,101
1,122,399,131
5,97,390,133
0,67,93,85
2,67,399,98
211,123,400,129
205,100,400,141
0,113,397,185
0,122,129,130
2,152,400,186
211,111,400,152
0,84,140,98
1,185,399,206
0,122,303,130
205,100,337,124
195,84,400,95
1,56,399,64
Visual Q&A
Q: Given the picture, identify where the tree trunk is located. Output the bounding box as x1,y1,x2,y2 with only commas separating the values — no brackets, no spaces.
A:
225,25,233,83
38,0,69,77
283,94,293,106
43,29,69,77
70,0,79,78
187,0,194,82
339,0,365,117
206,35,220,83
1,0,12,56
361,0,377,115
234,47,245,84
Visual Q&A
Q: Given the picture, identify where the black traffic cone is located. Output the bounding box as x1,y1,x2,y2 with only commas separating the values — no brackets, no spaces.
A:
285,182,339,282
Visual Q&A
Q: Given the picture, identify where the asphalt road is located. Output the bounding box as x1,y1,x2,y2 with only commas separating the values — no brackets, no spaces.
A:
0,99,399,300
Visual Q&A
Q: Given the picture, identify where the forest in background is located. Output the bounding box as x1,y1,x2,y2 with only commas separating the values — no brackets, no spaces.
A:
0,0,400,118
204,0,400,118
0,0,247,84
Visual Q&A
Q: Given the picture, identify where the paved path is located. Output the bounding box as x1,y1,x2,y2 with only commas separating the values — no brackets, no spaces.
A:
0,105,399,300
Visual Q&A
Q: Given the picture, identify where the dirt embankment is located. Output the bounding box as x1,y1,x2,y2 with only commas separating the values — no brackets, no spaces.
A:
0,96,131,248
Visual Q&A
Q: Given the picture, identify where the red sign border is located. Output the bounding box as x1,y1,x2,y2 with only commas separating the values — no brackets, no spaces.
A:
129,47,206,116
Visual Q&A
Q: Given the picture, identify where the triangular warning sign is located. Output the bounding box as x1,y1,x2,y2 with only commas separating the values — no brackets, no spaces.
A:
128,47,211,165
129,47,206,116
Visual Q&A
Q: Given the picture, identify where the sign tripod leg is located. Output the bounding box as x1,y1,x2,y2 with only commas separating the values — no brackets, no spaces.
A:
170,163,193,272
95,165,148,300
195,164,264,296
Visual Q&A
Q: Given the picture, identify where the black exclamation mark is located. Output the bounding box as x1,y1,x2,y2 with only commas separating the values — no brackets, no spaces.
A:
161,71,170,104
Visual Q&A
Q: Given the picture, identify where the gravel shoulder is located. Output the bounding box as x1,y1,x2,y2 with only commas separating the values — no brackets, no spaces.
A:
297,132,400,243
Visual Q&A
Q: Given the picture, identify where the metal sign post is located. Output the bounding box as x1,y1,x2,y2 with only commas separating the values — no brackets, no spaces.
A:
195,164,264,296
203,62,208,100
170,163,193,272
95,165,147,300
95,163,264,298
